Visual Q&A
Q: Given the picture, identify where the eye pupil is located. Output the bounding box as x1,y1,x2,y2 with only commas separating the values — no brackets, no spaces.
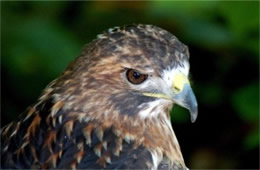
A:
126,69,148,84
133,71,141,79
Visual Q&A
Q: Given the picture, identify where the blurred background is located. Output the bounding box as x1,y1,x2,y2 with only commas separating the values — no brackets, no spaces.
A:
1,1,259,169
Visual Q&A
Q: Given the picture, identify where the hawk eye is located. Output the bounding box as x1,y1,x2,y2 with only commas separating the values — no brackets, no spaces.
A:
126,69,148,84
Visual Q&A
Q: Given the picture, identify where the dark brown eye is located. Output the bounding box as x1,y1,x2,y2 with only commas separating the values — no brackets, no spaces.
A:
126,69,148,84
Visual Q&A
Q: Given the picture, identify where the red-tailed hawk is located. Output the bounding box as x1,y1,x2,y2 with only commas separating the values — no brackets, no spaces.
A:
1,24,197,169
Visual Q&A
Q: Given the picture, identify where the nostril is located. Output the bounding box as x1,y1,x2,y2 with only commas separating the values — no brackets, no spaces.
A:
174,86,181,91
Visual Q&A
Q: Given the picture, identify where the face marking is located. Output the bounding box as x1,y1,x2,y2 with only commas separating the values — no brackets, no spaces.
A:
142,93,171,100
138,99,171,119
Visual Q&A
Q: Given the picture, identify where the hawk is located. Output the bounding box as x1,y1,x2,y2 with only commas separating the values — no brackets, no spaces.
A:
1,24,198,169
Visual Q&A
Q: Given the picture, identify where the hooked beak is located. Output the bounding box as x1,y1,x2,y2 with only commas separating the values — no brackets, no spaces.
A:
172,83,198,122
171,73,198,123
142,73,198,122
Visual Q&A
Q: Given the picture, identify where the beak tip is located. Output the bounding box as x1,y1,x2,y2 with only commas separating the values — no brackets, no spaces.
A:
190,109,198,123
191,116,197,123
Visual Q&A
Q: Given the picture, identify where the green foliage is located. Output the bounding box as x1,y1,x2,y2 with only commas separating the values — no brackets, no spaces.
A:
232,82,259,123
219,1,259,56
244,128,259,151
198,83,224,106
171,105,190,123
2,16,81,77
231,82,259,150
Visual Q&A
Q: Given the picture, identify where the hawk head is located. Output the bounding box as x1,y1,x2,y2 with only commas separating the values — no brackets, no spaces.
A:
52,24,197,123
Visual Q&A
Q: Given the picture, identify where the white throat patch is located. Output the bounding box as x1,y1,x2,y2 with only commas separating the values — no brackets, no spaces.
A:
138,99,171,119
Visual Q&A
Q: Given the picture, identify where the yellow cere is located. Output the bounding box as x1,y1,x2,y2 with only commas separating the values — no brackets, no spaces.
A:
172,73,190,92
